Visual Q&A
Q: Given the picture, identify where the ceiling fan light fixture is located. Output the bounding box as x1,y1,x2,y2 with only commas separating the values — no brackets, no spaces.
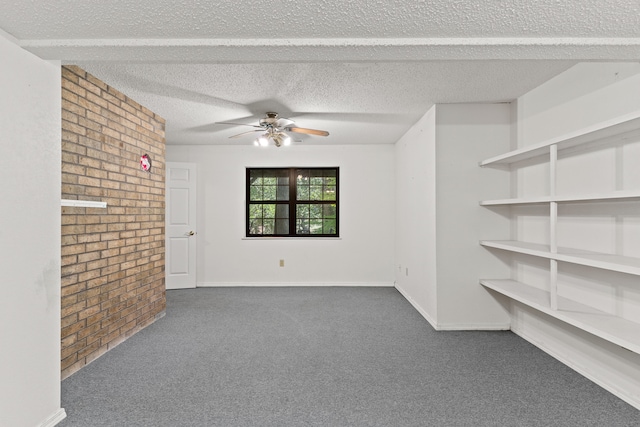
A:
271,132,291,148
255,135,269,147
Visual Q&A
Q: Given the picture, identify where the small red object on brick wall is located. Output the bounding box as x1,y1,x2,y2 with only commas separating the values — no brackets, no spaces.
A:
140,154,151,172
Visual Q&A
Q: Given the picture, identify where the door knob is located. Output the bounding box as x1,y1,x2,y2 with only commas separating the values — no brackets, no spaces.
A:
188,231,196,236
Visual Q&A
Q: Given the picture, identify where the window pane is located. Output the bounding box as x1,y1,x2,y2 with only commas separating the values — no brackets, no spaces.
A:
323,186,336,201
310,186,323,200
275,219,289,234
250,185,262,201
309,220,323,234
249,169,263,185
250,169,290,202
296,204,309,218
248,203,283,235
324,204,337,218
275,204,289,218
296,170,309,185
309,204,322,219
323,219,337,234
263,204,276,218
263,219,275,234
297,186,309,200
294,203,337,235
276,185,289,201
296,219,309,234
249,204,262,219
310,177,323,186
263,186,276,201
249,218,263,234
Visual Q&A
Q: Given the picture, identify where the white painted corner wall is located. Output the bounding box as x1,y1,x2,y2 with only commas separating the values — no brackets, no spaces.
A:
394,106,438,325
434,104,512,329
394,103,512,330
0,32,66,426
165,144,395,287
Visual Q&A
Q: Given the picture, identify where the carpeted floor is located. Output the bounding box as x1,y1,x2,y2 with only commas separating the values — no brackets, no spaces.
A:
59,287,640,426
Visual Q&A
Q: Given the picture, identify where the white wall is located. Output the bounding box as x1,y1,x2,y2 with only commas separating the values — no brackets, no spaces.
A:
394,106,438,323
0,32,65,426
166,144,395,286
435,104,512,329
516,62,640,147
510,62,640,409
394,104,511,330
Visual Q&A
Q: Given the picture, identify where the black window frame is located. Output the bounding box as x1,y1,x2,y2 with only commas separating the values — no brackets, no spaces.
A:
246,167,340,238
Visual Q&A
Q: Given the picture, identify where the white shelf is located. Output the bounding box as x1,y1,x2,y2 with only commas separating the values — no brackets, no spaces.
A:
480,279,640,354
480,196,554,206
480,111,640,166
480,240,640,276
480,190,640,206
61,199,107,208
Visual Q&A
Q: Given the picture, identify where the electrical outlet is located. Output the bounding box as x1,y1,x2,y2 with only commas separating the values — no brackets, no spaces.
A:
279,259,285,267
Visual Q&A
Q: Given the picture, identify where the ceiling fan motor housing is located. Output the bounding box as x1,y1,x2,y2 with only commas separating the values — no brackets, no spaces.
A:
259,112,280,128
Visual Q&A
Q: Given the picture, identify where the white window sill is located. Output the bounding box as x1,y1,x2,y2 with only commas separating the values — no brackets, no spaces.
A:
242,237,341,241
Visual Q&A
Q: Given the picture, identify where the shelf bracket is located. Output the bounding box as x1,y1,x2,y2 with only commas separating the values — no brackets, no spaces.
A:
550,260,558,310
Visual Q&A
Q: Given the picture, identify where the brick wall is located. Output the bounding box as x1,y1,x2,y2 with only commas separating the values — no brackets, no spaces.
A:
61,65,166,379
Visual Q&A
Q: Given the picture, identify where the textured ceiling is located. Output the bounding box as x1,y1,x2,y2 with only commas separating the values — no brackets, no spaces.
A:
4,0,640,39
74,61,575,146
2,0,639,146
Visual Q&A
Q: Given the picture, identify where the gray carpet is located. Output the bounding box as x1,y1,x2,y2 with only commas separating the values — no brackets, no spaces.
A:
59,287,640,426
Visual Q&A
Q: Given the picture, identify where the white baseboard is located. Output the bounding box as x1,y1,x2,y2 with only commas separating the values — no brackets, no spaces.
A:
197,282,394,287
395,284,511,331
512,323,640,411
435,322,511,331
39,408,67,427
394,284,438,329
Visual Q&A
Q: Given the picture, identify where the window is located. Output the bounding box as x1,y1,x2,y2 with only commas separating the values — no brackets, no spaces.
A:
246,167,339,237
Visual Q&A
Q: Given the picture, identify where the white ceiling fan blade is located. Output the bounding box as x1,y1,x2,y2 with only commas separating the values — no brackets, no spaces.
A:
229,129,264,139
275,117,295,128
217,121,263,129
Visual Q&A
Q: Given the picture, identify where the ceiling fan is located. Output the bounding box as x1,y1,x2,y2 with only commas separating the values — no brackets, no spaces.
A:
217,112,330,147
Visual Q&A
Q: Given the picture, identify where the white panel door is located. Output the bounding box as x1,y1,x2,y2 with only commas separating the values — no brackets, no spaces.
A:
166,162,197,289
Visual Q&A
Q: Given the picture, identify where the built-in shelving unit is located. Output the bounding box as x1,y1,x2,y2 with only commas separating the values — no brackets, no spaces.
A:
479,111,640,354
